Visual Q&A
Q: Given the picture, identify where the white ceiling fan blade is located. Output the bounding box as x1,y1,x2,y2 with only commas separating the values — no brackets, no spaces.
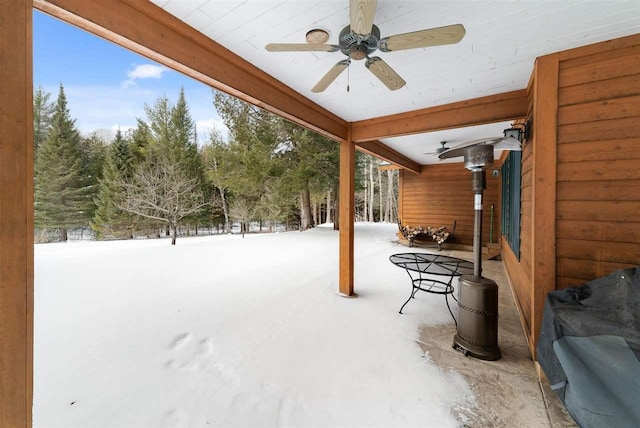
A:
350,0,377,37
365,57,406,91
379,24,466,52
266,43,340,52
311,60,350,93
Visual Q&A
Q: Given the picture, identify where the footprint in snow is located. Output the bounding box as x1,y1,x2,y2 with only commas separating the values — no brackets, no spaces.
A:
167,332,192,351
160,407,191,427
229,383,303,426
164,334,238,386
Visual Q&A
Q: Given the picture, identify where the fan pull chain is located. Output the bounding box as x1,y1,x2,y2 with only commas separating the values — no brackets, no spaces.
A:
347,62,350,92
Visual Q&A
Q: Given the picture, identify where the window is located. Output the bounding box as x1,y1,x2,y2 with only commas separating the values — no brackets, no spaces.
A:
501,151,522,258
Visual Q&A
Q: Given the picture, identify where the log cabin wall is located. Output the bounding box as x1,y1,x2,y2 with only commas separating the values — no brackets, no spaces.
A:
501,33,640,358
398,162,501,248
555,35,640,287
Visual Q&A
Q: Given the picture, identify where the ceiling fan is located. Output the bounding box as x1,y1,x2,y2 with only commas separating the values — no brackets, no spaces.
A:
265,0,466,93
423,141,451,155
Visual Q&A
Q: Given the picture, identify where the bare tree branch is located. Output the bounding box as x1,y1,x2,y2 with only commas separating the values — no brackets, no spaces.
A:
116,160,208,244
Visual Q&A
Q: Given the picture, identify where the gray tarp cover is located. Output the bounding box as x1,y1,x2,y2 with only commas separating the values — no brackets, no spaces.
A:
537,266,640,427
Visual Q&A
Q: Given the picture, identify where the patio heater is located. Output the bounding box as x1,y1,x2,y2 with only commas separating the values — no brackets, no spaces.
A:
438,134,521,361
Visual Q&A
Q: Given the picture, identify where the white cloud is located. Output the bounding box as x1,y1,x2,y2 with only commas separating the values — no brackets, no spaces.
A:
121,64,169,88
128,64,168,79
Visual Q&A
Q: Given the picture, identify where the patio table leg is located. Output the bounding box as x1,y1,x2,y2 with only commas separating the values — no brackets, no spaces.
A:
399,270,419,314
445,293,457,327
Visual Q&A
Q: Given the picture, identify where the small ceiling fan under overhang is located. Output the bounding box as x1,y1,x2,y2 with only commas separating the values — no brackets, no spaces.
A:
423,141,451,155
265,0,466,93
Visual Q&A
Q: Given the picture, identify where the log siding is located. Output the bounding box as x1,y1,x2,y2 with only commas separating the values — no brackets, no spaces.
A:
398,163,501,249
556,38,640,287
501,34,640,356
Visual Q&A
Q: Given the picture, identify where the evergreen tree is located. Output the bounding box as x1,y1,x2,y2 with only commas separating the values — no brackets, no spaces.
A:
33,85,55,151
202,131,232,231
211,91,283,230
144,95,173,159
171,88,210,229
81,131,108,178
91,129,136,239
207,90,345,231
80,130,108,220
283,122,340,229
171,88,198,163
116,91,208,243
34,84,94,241
129,118,152,163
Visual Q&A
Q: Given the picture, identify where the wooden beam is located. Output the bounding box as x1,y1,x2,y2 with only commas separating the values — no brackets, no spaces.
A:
339,130,355,296
355,140,422,174
34,0,348,143
530,54,559,356
378,164,401,171
350,90,529,142
0,0,34,426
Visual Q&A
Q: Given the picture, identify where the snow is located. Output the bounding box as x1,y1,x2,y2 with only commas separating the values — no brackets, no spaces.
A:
34,223,475,427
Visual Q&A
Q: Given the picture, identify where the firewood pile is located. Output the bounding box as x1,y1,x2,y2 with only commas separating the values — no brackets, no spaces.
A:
399,222,455,250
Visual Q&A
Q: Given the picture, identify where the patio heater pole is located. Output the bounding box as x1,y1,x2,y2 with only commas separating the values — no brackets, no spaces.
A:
471,168,484,278
452,144,502,361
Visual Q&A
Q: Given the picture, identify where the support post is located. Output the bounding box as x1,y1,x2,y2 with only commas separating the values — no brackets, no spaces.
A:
530,54,559,356
0,0,34,426
338,133,355,296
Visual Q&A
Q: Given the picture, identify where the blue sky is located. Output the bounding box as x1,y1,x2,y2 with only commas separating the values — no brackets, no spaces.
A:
33,10,227,143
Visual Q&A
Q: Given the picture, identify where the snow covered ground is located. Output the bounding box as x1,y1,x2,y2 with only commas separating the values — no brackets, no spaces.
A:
34,223,475,427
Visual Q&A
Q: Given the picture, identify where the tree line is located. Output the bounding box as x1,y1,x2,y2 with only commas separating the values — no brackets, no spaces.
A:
33,84,397,244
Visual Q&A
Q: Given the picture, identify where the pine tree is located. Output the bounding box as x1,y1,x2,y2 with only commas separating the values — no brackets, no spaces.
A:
171,88,198,164
80,130,108,222
130,118,152,163
91,129,136,239
202,132,232,231
34,84,94,241
211,91,283,230
33,85,55,151
277,120,340,230
144,95,173,159
116,91,208,244
171,88,209,229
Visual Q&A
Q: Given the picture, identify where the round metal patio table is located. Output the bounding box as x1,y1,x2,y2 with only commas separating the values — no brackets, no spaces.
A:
389,253,473,325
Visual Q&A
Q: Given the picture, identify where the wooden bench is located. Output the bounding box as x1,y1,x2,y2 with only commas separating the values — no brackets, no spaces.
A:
398,220,457,250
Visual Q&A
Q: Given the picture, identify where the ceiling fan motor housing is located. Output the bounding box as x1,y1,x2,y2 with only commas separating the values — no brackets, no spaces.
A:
339,25,381,59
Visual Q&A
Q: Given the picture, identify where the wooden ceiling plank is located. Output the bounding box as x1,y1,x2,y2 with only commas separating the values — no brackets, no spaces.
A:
34,0,349,142
350,90,529,142
356,140,422,174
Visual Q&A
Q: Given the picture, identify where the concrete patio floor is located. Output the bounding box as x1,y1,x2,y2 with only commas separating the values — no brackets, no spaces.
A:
413,249,578,427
